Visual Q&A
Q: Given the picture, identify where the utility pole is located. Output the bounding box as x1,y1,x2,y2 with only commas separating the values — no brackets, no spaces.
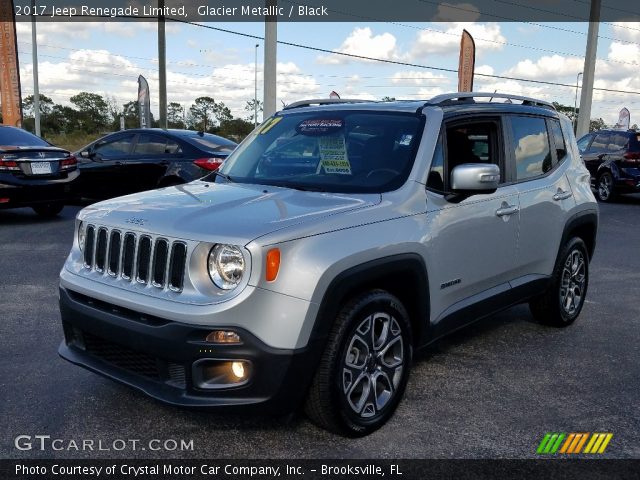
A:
576,0,601,137
254,43,259,127
263,0,277,118
158,0,167,129
31,0,40,136
574,72,582,131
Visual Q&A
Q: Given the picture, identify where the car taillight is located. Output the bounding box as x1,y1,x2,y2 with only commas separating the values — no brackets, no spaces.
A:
623,152,640,164
60,155,77,169
0,157,20,171
194,157,224,171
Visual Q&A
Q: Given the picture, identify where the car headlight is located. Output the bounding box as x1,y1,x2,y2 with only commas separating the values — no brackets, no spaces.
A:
208,244,245,290
78,221,86,252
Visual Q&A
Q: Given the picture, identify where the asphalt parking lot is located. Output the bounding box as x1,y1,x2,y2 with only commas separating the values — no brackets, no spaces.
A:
1,197,639,460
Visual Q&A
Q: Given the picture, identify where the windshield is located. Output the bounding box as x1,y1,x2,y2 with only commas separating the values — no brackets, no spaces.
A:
216,111,424,193
0,127,49,147
182,132,237,154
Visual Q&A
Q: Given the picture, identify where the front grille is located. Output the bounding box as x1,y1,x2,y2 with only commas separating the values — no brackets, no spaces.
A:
83,225,187,291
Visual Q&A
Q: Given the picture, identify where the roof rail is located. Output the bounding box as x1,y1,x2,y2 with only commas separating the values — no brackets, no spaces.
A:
282,98,374,110
426,92,556,110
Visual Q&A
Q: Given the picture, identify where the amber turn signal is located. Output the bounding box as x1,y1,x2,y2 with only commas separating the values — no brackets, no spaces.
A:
205,330,241,344
266,248,280,282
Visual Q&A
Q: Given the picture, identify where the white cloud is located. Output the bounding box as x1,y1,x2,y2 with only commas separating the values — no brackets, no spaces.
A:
408,23,506,59
317,27,399,64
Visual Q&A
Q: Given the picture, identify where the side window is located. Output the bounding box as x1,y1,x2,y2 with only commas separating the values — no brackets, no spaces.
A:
445,122,499,181
510,116,552,181
590,133,609,152
576,134,592,153
549,119,567,164
608,133,628,151
134,134,181,155
93,134,135,157
426,134,445,192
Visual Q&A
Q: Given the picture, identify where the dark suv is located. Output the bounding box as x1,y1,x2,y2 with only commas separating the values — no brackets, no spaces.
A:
577,129,640,202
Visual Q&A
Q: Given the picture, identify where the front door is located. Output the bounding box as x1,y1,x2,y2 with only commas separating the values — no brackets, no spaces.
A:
424,118,520,334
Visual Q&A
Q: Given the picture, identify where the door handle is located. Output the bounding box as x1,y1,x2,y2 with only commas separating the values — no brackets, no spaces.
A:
553,190,572,201
496,204,519,217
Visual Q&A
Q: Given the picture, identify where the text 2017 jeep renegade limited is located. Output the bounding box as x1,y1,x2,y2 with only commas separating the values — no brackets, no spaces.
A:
59,93,598,436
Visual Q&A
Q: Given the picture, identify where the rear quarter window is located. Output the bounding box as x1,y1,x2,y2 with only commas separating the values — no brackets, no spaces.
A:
509,116,552,181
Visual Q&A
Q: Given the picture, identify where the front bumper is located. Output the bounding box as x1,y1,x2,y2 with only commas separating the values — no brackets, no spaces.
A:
58,286,318,412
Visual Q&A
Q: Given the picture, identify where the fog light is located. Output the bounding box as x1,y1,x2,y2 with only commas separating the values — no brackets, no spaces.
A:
231,361,245,379
193,359,252,389
206,330,241,344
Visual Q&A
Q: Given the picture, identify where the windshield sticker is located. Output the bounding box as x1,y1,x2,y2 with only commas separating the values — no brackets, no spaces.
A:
259,117,283,134
297,119,344,136
317,136,352,175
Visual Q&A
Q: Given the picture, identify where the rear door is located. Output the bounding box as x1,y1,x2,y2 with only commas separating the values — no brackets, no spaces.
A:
510,115,574,279
122,133,181,193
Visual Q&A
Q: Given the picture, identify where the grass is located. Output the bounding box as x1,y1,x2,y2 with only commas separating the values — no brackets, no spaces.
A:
45,132,105,152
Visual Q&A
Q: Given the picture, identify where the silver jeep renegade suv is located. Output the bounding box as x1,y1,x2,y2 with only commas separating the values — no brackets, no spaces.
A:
59,93,598,436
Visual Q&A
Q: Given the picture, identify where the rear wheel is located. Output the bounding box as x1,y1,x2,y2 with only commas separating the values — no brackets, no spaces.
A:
32,202,64,218
305,290,412,436
529,237,589,327
595,171,615,202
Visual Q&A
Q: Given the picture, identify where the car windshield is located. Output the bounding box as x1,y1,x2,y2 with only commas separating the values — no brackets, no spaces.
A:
215,111,424,193
0,127,49,147
182,132,237,154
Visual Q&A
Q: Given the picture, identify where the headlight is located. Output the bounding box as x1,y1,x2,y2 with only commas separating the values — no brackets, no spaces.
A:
78,221,86,252
208,244,245,290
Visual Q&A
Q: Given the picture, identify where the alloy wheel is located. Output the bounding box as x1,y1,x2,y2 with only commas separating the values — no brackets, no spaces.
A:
341,312,404,419
560,249,586,316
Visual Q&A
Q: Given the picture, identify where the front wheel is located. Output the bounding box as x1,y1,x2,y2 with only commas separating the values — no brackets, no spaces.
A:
32,202,64,218
595,171,615,202
529,237,589,327
305,290,412,436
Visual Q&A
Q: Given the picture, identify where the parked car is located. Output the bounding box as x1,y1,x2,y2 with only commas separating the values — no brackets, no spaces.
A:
0,125,78,217
577,128,640,202
59,94,598,436
75,129,237,200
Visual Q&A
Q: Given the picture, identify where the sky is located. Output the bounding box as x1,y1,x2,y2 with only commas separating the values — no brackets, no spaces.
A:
13,19,640,126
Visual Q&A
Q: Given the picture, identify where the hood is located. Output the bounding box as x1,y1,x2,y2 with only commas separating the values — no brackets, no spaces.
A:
79,180,381,245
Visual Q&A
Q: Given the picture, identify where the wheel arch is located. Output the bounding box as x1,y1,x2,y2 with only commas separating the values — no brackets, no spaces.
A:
560,210,598,261
311,254,431,349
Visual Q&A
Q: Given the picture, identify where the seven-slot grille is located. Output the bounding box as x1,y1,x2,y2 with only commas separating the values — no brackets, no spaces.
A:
83,225,187,292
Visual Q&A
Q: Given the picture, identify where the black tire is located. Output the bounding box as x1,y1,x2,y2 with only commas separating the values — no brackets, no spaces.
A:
32,202,64,218
305,289,413,436
595,171,615,202
529,237,589,327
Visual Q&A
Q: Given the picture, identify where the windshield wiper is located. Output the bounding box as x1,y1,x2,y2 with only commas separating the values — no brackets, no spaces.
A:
207,171,234,183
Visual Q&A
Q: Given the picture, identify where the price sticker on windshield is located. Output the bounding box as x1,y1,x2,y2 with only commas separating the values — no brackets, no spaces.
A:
317,136,351,175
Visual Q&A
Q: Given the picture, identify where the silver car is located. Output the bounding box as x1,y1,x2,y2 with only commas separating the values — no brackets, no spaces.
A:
58,93,598,436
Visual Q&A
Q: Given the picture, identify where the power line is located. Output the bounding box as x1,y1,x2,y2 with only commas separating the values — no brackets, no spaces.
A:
169,18,640,96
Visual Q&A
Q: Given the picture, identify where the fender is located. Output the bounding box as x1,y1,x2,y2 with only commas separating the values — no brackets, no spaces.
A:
596,160,620,180
310,253,431,347
558,209,599,260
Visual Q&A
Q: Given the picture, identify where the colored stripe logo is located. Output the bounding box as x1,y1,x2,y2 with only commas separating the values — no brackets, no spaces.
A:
537,433,613,454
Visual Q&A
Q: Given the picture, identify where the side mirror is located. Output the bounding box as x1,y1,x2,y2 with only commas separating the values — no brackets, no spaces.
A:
451,163,500,193
80,150,90,158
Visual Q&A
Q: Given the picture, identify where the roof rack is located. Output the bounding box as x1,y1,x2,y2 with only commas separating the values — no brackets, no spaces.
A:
282,98,374,110
426,92,556,110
